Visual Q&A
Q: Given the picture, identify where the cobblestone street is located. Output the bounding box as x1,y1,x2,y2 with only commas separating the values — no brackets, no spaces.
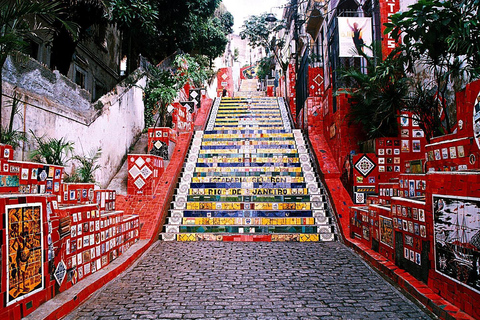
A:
64,241,433,320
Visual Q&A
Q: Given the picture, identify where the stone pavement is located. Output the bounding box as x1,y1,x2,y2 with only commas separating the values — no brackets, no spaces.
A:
63,242,433,320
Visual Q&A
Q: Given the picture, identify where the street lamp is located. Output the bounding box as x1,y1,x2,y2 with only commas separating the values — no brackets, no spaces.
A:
265,13,277,23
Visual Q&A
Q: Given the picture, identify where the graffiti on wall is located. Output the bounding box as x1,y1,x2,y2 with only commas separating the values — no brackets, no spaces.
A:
434,195,480,293
6,203,44,305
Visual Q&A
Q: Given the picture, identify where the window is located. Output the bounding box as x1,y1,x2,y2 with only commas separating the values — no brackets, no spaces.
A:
27,39,40,60
75,66,87,89
94,80,106,101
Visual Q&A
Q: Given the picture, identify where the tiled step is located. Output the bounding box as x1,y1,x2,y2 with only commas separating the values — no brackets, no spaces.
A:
162,233,334,242
166,217,331,225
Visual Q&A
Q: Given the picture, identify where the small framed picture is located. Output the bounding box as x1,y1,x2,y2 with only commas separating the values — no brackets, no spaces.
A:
420,225,426,237
442,148,449,159
412,129,424,137
412,140,421,152
412,114,420,126
419,209,425,222
21,168,29,180
449,146,457,159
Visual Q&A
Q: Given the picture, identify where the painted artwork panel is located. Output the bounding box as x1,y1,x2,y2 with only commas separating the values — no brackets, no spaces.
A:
434,195,480,293
337,17,373,57
379,216,394,248
6,203,44,305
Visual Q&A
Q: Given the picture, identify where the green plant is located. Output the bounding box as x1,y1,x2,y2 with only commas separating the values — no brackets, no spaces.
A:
233,48,239,62
0,92,26,148
240,13,288,95
107,0,158,74
173,53,209,87
257,56,274,80
70,147,102,183
29,131,74,165
338,44,409,139
405,82,448,140
143,53,212,128
385,0,480,133
143,66,178,128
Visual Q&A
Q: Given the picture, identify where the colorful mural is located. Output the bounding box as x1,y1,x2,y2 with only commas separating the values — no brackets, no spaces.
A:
6,203,44,305
434,195,480,293
240,65,257,79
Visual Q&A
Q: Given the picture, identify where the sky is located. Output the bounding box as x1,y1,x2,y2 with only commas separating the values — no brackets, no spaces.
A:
222,0,288,34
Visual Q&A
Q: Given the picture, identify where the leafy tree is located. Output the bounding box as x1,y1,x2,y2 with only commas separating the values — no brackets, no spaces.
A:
174,54,209,87
385,0,480,133
219,11,234,35
190,16,228,65
107,0,158,74
240,13,287,94
257,56,274,81
214,3,234,35
132,0,230,65
446,0,480,78
143,66,178,128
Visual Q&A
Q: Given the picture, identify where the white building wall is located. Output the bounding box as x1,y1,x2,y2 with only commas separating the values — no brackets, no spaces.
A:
2,57,146,188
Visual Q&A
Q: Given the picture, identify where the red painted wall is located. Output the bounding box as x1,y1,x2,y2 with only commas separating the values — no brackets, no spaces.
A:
426,172,480,319
216,67,234,98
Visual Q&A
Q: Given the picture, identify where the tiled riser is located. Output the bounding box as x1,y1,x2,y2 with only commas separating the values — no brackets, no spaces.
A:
162,97,336,242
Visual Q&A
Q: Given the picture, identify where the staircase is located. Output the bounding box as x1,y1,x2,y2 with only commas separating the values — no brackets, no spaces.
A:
161,97,336,242
237,79,264,97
